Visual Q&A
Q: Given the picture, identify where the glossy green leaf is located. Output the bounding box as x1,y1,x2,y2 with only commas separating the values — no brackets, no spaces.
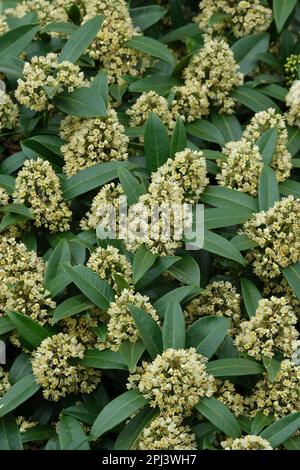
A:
144,113,170,173
240,278,262,318
0,374,40,418
162,299,185,350
186,317,229,359
129,305,163,359
196,397,241,438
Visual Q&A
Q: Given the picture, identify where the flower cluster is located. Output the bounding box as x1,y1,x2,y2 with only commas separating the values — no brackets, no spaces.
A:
15,53,86,112
105,289,159,350
135,415,197,450
0,367,10,397
216,380,245,417
128,348,216,415
242,196,300,278
194,0,273,38
87,246,132,292
221,435,272,450
285,54,300,85
0,89,19,132
126,91,175,131
246,360,300,418
286,80,300,128
0,237,54,323
32,333,101,401
60,109,129,177
3,0,71,27
184,281,241,334
13,159,72,232
235,296,299,360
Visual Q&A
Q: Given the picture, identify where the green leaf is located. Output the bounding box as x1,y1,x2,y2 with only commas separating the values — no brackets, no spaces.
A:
283,436,300,450
7,311,52,349
0,175,16,194
45,239,72,297
58,16,103,63
21,425,55,444
231,33,269,75
162,299,185,350
201,186,258,213
81,349,128,370
0,213,29,233
204,207,252,229
251,412,274,436
256,128,278,165
258,166,280,211
130,6,167,30
22,135,63,166
0,151,27,175
90,390,147,441
128,75,182,94
125,36,175,66
91,70,108,106
167,256,200,286
0,24,38,56
58,415,89,450
203,230,247,266
273,0,297,33
136,256,180,289
260,83,288,102
0,55,24,79
115,407,157,450
0,415,23,450
170,118,187,157
0,316,14,335
231,86,280,113
129,305,163,359
240,278,262,318
283,262,300,300
260,413,300,448
211,113,242,142
118,168,146,205
133,244,157,284
262,356,281,383
0,374,40,418
186,317,229,359
287,126,300,156
54,87,107,118
62,263,115,311
196,397,241,438
9,353,32,385
0,203,34,219
41,22,78,35
144,113,170,173
186,120,225,146
280,178,300,198
231,234,258,251
154,285,199,319
51,295,94,325
62,161,134,200
161,22,201,43
119,340,145,372
206,358,264,376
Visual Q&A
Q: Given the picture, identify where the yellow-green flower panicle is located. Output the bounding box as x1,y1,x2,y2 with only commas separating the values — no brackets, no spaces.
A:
13,159,72,233
0,187,10,206
0,367,10,397
235,297,299,360
62,311,103,350
216,140,263,196
126,91,175,131
184,281,241,335
242,108,292,182
286,81,300,128
221,435,272,450
135,415,197,450
0,89,19,132
285,55,300,85
242,196,300,278
171,79,210,123
60,109,129,177
15,53,86,112
262,278,300,319
4,0,70,27
127,348,216,416
246,360,300,418
87,245,133,292
32,333,101,401
0,237,55,323
105,289,159,350
216,380,245,417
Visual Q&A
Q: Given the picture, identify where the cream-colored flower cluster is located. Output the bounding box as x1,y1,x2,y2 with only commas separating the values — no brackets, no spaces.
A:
3,0,70,27
87,245,133,292
15,53,86,112
216,380,245,417
0,237,55,323
242,109,292,182
0,90,19,132
286,80,300,128
13,159,72,232
80,182,125,231
242,196,300,278
184,281,241,335
0,187,9,206
262,278,300,319
246,360,300,418
105,289,159,350
16,416,38,434
60,109,129,176
172,36,243,120
217,140,263,196
32,333,101,401
221,435,272,450
128,348,216,415
194,0,273,38
0,367,10,397
135,414,197,450
285,54,300,85
235,296,299,360
126,91,175,131
83,0,150,83
125,149,208,256
62,311,102,350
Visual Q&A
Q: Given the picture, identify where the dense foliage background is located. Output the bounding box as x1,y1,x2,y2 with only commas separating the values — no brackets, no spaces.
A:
0,0,300,451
